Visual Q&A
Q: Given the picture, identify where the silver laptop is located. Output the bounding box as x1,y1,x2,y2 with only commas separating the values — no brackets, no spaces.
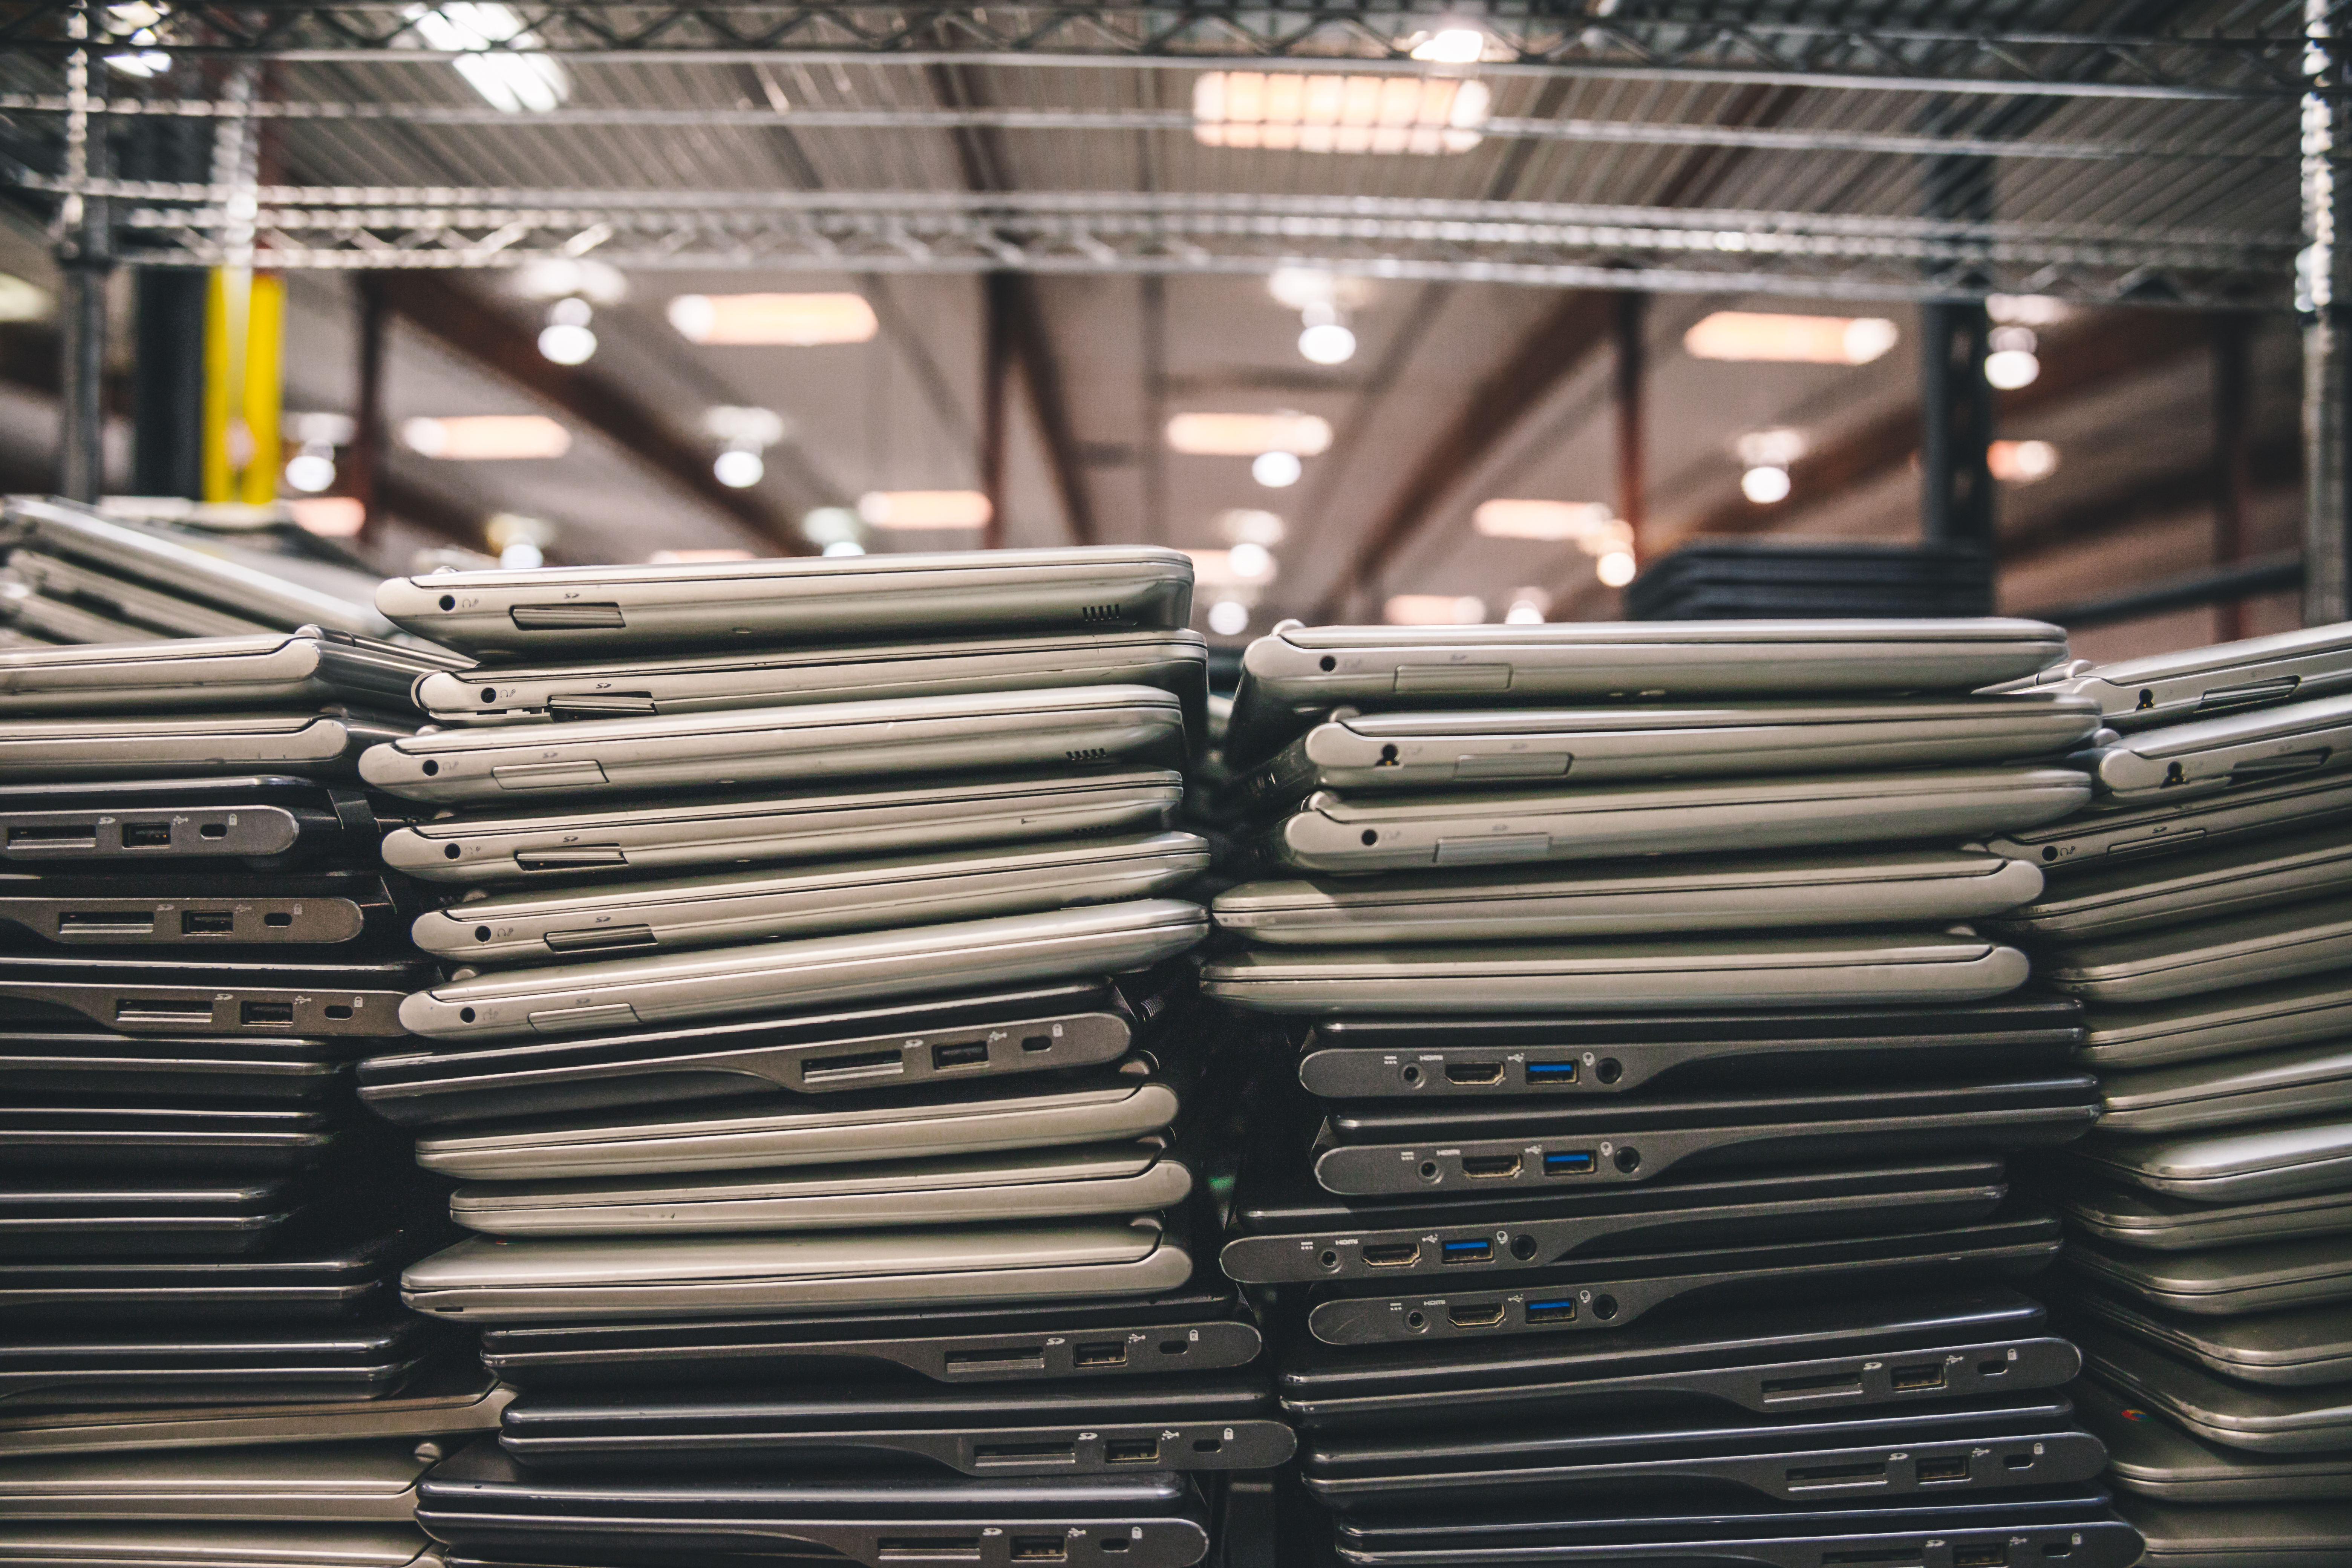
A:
0,1444,436,1522
2036,895,2352,1004
9,551,278,640
2069,1113,2352,1204
397,899,1208,1041
2080,692,2352,799
0,1362,512,1458
0,631,470,716
2073,1231,2352,1320
2060,1182,2352,1253
0,712,411,782
0,578,150,645
1999,622,2352,730
401,1217,1193,1321
382,770,1184,886
1981,771,2352,872
410,832,1210,961
1213,850,2040,945
2095,1039,2352,1136
448,1138,1194,1236
358,685,1185,804
0,1525,440,1568
1997,822,2352,941
412,1061,1180,1180
2079,972,2352,1072
413,628,1206,731
1236,694,2097,799
2118,1496,2352,1568
2083,1331,2352,1453
11,496,396,639
1199,929,2029,1015
1225,617,2069,764
375,546,1194,654
1258,767,2090,874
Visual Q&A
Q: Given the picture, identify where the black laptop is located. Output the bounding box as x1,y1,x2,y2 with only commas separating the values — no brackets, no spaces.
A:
0,1103,338,1172
0,1173,312,1256
0,775,387,867
0,1311,445,1414
2052,1285,2352,1386
2073,1374,2352,1502
0,952,426,1038
0,868,409,950
2075,1327,2352,1453
0,1027,346,1100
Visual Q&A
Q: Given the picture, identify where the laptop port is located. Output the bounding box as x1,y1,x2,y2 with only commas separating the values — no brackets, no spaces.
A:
1788,1461,1887,1486
931,1039,989,1070
1361,1244,1420,1268
1440,1239,1494,1265
240,1001,295,1025
973,1442,1075,1465
2043,1541,2073,1558
121,822,172,847
1763,1373,1864,1400
9,824,95,849
117,999,211,1023
1543,1150,1596,1176
180,910,234,934
2004,1452,2036,1470
1821,1554,1921,1568
1158,1340,1187,1355
1073,1342,1127,1368
945,1346,1044,1372
1525,1298,1577,1325
1979,1358,2010,1377
802,1048,903,1083
1443,1062,1502,1085
1098,1542,1129,1555
1104,1439,1159,1464
1460,1155,1520,1179
876,1539,981,1561
1447,1302,1505,1329
1916,1456,1969,1482
1193,1437,1221,1453
1952,1547,2006,1568
1889,1364,1946,1392
198,823,227,839
59,911,153,935
1021,1034,1052,1052
1524,1060,1578,1082
1010,1540,1066,1563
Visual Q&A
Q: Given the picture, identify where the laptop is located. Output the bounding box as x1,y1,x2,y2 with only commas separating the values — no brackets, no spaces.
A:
0,1442,441,1521
1218,1154,2008,1284
2033,894,2352,1004
356,974,1174,1126
2053,1179,2352,1253
0,776,384,867
1301,1394,2101,1509
410,832,1210,962
375,545,1196,653
2075,1328,2352,1453
1301,1207,2063,1347
1307,1078,2096,1195
475,1284,1265,1389
493,1377,1291,1475
0,953,426,1038
0,1312,443,1415
2090,1038,2352,1134
1204,929,2032,1018
2074,1374,2352,1503
0,710,410,782
1223,618,2069,766
9,549,280,638
1997,622,2352,730
1213,850,2042,947
0,629,470,716
0,1525,442,1568
401,1215,1196,1322
414,1439,1211,1568
1995,820,2352,941
397,900,1209,1041
2079,692,2352,799
2062,1233,2352,1318
1290,993,2084,1099
1255,768,2090,874
358,686,1187,805
2076,972,2352,1071
0,1104,338,1172
1979,770,2352,871
2065,1112,2352,1203
448,1137,1196,1237
1328,1486,2140,1568
0,1174,311,1256
1278,1288,2077,1432
380,769,1184,885
2055,1288,2352,1387
0,579,149,645
1230,694,2097,805
415,626,1208,735
2114,1494,2352,1568
0,1029,344,1101
410,1058,1183,1181
0,870,404,949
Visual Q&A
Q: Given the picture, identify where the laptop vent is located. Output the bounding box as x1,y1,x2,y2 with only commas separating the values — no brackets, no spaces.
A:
1078,603,1122,623
1066,747,1110,763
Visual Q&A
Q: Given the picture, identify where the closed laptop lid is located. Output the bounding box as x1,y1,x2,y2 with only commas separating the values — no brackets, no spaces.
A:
2092,1038,2352,1133
1329,1077,2091,1141
0,1442,436,1518
2056,1289,2352,1385
2085,691,2352,796
2025,622,2352,729
1980,770,2352,870
2074,1375,2352,1502
0,1524,439,1568
0,712,408,781
2065,1232,2352,1312
1330,1485,2119,1546
2078,1329,2352,1452
2070,1113,2352,1200
2117,1495,2352,1564
2078,972,2352,1069
499,1374,1269,1435
2035,893,2352,1003
1997,820,2352,940
2054,1179,2352,1252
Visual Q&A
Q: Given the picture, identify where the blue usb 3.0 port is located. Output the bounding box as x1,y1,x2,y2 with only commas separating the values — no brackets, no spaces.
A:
1543,1150,1597,1175
1439,1239,1494,1264
1524,1060,1579,1082
1526,1298,1578,1323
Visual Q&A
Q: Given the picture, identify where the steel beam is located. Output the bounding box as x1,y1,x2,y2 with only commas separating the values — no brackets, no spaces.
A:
2027,551,2303,630
2303,0,2351,626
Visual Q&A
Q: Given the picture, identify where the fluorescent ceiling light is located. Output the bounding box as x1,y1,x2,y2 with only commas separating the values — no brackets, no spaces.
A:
400,415,571,460
1685,312,1899,365
0,275,49,323
513,258,626,305
1298,322,1357,365
1989,439,2059,483
1385,593,1486,625
1473,499,1622,544
405,4,568,114
1186,546,1276,589
1410,27,1487,63
713,450,765,488
1735,428,1807,468
1194,71,1489,155
1207,600,1251,636
857,490,992,529
1595,550,1637,588
669,292,878,346
1165,412,1332,456
1989,294,2069,326
1216,508,1286,546
1252,452,1302,488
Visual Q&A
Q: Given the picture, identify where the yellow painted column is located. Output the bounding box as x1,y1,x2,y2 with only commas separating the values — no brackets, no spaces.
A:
201,266,285,503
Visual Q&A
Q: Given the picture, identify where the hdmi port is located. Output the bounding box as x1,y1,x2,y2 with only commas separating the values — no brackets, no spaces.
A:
1461,1155,1521,1179
1361,1243,1420,1268
1443,1062,1503,1085
1447,1302,1505,1329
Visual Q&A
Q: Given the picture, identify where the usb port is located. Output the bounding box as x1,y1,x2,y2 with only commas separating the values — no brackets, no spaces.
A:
1916,1456,1969,1482
240,1001,294,1025
1361,1243,1420,1268
1543,1150,1596,1176
1010,1541,1066,1563
121,822,172,848
1952,1547,2005,1568
1889,1364,1946,1392
1447,1302,1505,1329
180,910,234,934
1440,1239,1494,1264
931,1039,989,1070
877,1539,981,1561
1073,1342,1127,1368
1104,1438,1159,1464
1524,1060,1579,1082
1460,1155,1520,1179
1443,1062,1502,1085
1526,1298,1577,1324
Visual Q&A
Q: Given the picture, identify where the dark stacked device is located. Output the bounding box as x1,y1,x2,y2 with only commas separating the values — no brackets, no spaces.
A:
1626,541,1995,621
1990,623,2352,1568
1202,616,2142,1568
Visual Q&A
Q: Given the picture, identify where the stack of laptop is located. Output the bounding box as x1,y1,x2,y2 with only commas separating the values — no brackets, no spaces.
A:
1200,617,2143,1567
340,548,1282,1567
1982,623,2352,1565
1625,540,1995,620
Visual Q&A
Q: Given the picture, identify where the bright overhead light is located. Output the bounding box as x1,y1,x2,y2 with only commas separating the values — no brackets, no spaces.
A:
1386,594,1487,626
1595,550,1638,588
1207,600,1251,637
288,497,365,538
512,258,626,305
1193,71,1490,155
1228,541,1275,582
1985,349,2041,390
1216,508,1286,546
703,406,789,448
536,322,596,365
103,45,169,76
1167,412,1332,456
0,275,49,323
1410,26,1487,63
800,506,862,548
499,541,545,570
668,292,878,346
1740,466,1793,505
1735,428,1808,469
404,4,568,114
1268,268,1372,312
1188,547,1276,590
713,450,765,489
823,540,867,557
1298,322,1357,365
284,410,355,446
1252,451,1303,488
1989,294,2070,327
648,548,756,564
858,490,993,530
282,452,337,493
400,415,571,460
1990,439,2060,484
1504,587,1550,624
1472,499,1632,552
1684,312,1900,365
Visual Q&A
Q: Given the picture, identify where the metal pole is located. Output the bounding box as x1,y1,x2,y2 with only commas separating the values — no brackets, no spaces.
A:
979,271,1012,550
1919,299,1995,554
350,273,389,541
2211,313,2254,641
54,1,110,502
1612,290,1647,553
2302,0,2350,628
